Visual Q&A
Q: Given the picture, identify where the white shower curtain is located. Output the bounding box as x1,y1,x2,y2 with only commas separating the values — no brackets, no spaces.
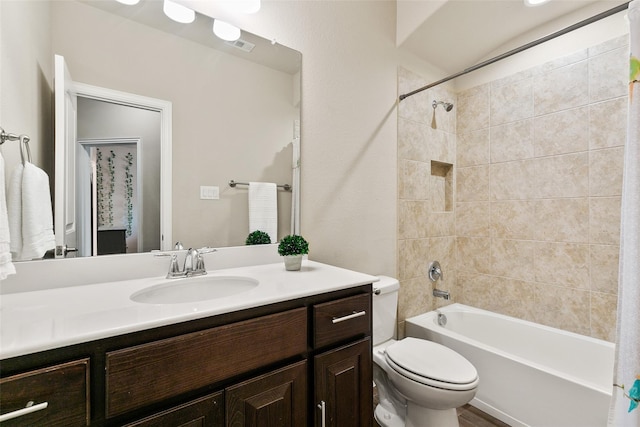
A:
609,0,640,425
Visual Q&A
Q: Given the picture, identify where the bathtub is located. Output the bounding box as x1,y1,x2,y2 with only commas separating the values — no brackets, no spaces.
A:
405,304,615,427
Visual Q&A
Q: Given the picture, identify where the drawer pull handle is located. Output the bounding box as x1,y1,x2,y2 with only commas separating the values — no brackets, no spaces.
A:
317,400,326,427
332,310,366,324
0,401,48,423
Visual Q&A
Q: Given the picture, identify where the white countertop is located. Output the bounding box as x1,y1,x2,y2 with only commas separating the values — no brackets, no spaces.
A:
0,260,378,359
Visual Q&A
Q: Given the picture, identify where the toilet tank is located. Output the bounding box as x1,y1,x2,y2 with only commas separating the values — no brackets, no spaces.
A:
372,276,400,346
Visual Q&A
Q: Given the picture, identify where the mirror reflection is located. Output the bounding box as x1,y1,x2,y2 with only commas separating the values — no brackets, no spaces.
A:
10,0,301,259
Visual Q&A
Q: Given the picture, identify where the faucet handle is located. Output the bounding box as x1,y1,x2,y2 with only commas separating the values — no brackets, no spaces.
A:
428,261,443,282
195,253,206,272
166,254,182,278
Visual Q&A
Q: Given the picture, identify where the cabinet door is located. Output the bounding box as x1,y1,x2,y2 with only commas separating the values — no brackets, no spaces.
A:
123,392,223,427
0,358,89,427
314,338,372,427
226,361,307,427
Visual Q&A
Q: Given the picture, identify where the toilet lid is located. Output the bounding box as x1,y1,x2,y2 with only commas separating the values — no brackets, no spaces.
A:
385,338,478,391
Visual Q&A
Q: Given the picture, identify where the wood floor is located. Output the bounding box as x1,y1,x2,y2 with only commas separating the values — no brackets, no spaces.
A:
457,405,511,427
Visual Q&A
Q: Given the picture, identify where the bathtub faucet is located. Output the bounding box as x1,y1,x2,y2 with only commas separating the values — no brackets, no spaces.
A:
433,288,450,300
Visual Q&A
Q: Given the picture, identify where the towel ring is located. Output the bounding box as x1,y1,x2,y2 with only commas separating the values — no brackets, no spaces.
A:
19,134,32,165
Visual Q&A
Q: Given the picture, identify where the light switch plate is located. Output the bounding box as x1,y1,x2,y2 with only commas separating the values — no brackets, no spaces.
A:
200,186,219,200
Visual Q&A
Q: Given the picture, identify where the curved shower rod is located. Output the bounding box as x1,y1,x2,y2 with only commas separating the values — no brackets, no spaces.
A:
399,1,631,102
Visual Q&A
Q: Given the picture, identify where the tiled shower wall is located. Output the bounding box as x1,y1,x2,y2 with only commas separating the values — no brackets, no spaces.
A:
397,35,628,341
397,68,458,336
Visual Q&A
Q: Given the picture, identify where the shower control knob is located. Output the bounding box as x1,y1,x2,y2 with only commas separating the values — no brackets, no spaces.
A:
428,260,443,282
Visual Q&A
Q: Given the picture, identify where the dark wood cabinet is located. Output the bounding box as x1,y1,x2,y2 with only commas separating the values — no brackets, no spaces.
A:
314,338,372,427
0,359,89,426
226,361,307,427
1,285,372,427
106,308,307,418
123,392,224,427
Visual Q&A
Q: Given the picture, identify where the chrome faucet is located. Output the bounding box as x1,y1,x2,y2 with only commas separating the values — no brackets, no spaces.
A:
166,247,216,279
433,288,450,300
428,260,450,300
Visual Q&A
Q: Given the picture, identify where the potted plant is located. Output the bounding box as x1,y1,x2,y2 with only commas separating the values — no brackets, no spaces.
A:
245,230,272,245
277,234,309,271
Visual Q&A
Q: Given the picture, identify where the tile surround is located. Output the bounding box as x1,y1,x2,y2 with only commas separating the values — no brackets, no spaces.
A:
397,34,627,341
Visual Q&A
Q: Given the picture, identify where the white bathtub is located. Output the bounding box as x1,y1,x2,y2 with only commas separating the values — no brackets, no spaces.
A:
405,303,615,427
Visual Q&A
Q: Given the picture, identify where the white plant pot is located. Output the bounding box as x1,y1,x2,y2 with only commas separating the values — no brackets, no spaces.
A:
283,255,303,271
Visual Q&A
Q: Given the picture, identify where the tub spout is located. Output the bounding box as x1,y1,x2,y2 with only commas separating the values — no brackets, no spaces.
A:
433,288,450,300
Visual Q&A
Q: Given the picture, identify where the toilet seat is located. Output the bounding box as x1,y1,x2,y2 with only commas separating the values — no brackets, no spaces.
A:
384,337,478,392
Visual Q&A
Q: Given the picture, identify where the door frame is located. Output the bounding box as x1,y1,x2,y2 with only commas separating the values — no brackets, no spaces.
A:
72,82,172,252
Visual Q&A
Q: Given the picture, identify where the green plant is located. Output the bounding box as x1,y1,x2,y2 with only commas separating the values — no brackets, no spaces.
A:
245,230,272,245
277,234,309,256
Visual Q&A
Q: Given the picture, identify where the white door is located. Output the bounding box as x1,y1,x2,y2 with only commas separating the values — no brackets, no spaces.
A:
54,54,78,258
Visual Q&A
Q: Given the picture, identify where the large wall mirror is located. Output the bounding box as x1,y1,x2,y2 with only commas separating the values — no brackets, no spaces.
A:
9,0,301,259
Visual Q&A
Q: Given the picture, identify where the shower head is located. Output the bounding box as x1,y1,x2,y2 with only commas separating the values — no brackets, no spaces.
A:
432,100,454,112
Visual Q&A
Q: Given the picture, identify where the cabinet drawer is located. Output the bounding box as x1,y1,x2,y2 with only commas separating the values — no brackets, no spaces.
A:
106,307,307,418
313,293,371,348
123,392,224,427
0,358,90,426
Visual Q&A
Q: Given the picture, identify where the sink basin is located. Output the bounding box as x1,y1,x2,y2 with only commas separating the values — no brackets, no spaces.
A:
130,275,259,304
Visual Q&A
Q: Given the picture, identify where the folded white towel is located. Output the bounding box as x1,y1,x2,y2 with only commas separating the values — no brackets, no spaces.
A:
20,162,55,260
249,182,278,243
7,163,23,258
0,153,16,280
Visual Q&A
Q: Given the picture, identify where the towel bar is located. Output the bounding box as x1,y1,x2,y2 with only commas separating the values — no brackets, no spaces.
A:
229,180,291,191
1,126,32,164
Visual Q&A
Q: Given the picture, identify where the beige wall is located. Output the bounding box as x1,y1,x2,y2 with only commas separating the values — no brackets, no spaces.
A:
0,0,53,177
397,34,627,341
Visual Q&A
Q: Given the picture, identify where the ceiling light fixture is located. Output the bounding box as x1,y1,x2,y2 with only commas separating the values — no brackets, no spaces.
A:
115,0,140,5
213,19,241,41
524,0,551,6
163,0,195,23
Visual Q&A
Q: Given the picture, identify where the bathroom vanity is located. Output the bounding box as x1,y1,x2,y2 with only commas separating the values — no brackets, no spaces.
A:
0,260,375,426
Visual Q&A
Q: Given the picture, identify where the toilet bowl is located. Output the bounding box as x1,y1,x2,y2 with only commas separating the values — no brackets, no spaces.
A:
372,276,478,427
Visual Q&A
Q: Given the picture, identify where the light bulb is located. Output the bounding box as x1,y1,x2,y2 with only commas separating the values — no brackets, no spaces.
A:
115,0,140,5
524,0,551,6
213,20,241,41
163,0,195,24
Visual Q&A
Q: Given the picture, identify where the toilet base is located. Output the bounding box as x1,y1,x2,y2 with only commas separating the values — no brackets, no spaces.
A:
374,404,404,427
406,402,459,427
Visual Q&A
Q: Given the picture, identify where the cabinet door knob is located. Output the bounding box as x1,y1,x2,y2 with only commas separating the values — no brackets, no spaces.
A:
332,310,366,324
0,401,48,422
317,400,326,427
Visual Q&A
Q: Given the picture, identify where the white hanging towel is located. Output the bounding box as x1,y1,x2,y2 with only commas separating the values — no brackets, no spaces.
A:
0,153,16,280
7,163,24,259
20,162,55,260
8,162,55,261
249,182,277,243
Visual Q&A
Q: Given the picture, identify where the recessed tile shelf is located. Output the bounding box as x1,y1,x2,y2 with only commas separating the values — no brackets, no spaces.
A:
431,161,453,212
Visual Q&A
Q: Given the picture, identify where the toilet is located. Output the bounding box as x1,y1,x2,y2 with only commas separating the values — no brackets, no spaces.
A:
372,276,478,427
